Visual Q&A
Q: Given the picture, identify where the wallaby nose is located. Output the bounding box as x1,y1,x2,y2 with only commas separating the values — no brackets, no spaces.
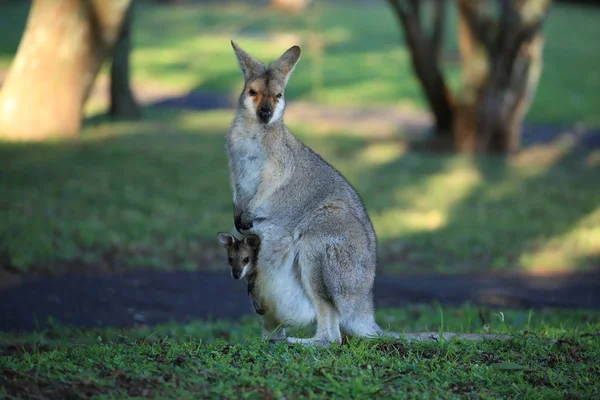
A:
258,107,272,121
232,270,241,280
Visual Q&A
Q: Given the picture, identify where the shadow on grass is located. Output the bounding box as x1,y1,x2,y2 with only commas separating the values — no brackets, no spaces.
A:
1,103,599,277
0,111,234,273
343,135,600,273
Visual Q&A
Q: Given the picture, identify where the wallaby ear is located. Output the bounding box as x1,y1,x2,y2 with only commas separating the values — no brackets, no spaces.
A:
270,45,301,85
217,232,234,248
231,40,266,80
243,234,261,249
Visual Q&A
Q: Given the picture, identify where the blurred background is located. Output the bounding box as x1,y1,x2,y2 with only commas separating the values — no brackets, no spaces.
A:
0,0,599,293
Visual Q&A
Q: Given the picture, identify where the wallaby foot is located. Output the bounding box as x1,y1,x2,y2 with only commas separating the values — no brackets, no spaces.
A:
287,298,342,346
262,314,286,341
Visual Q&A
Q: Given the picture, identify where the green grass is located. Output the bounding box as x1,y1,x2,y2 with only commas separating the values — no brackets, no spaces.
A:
0,2,599,274
1,109,599,274
1,1,599,125
1,305,599,399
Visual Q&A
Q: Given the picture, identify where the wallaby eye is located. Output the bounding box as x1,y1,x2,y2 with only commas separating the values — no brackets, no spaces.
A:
243,257,249,263
276,93,282,99
228,257,233,264
248,89,257,96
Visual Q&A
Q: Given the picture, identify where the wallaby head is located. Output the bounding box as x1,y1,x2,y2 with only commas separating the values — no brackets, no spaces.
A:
231,41,301,126
217,232,261,280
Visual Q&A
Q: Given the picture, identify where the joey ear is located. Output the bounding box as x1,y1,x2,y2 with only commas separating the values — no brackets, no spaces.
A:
231,40,266,80
217,232,234,248
270,45,301,85
243,234,261,249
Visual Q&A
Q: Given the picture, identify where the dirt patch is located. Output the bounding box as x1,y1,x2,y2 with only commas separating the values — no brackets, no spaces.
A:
0,343,51,357
0,368,111,400
374,341,408,356
79,72,600,150
1,268,599,332
0,268,21,289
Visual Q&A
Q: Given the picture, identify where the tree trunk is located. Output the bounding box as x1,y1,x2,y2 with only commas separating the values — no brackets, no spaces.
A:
0,0,131,141
456,0,548,153
386,0,455,139
109,2,141,119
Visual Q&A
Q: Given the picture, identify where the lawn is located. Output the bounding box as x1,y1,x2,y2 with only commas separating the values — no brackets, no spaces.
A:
1,4,599,397
1,305,599,399
1,108,599,274
0,1,598,275
0,1,599,125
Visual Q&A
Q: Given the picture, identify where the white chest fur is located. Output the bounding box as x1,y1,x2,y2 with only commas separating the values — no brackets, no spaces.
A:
262,265,316,327
230,133,266,201
254,228,316,328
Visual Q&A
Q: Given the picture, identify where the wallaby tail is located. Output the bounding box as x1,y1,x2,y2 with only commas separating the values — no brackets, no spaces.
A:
375,327,513,343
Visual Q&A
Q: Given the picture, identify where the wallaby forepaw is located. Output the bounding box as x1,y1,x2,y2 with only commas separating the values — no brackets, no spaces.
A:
235,213,253,232
253,301,266,315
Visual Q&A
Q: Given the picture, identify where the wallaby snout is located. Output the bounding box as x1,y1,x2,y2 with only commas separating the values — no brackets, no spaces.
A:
231,268,243,280
257,106,273,123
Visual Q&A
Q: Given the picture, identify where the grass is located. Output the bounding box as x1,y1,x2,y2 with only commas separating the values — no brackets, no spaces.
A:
0,2,598,274
1,109,599,274
1,4,598,397
1,304,599,399
0,1,599,126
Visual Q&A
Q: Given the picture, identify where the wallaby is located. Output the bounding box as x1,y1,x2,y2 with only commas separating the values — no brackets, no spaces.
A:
226,41,388,346
217,232,265,315
225,41,514,346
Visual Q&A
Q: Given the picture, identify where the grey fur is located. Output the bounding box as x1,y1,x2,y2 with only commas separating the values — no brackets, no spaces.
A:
225,42,388,346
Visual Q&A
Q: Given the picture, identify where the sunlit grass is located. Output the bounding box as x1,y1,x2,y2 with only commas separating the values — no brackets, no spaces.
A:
1,109,598,273
2,1,598,125
129,1,600,125
520,208,600,273
1,305,599,399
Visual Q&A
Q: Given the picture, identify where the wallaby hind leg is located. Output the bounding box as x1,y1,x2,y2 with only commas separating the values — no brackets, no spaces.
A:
286,251,342,346
262,313,286,341
286,297,341,347
340,310,400,339
337,295,400,339
339,303,380,337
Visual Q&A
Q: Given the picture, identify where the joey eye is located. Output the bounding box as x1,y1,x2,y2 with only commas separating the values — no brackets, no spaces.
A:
248,89,257,96
228,257,233,264
243,257,249,264
276,93,282,99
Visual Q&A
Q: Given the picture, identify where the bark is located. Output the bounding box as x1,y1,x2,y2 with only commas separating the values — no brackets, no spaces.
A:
456,0,548,153
0,0,131,141
386,0,454,137
109,2,141,119
476,1,548,153
388,0,549,153
431,0,448,57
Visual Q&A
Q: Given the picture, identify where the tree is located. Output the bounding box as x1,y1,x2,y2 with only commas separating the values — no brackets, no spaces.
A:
386,0,550,153
0,0,133,141
109,2,141,119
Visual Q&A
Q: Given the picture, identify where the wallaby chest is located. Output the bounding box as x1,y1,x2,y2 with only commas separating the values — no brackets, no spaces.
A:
229,132,266,200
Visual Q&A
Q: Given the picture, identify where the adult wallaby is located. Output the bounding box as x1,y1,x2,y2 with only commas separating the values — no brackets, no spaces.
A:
225,41,389,346
225,41,515,347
